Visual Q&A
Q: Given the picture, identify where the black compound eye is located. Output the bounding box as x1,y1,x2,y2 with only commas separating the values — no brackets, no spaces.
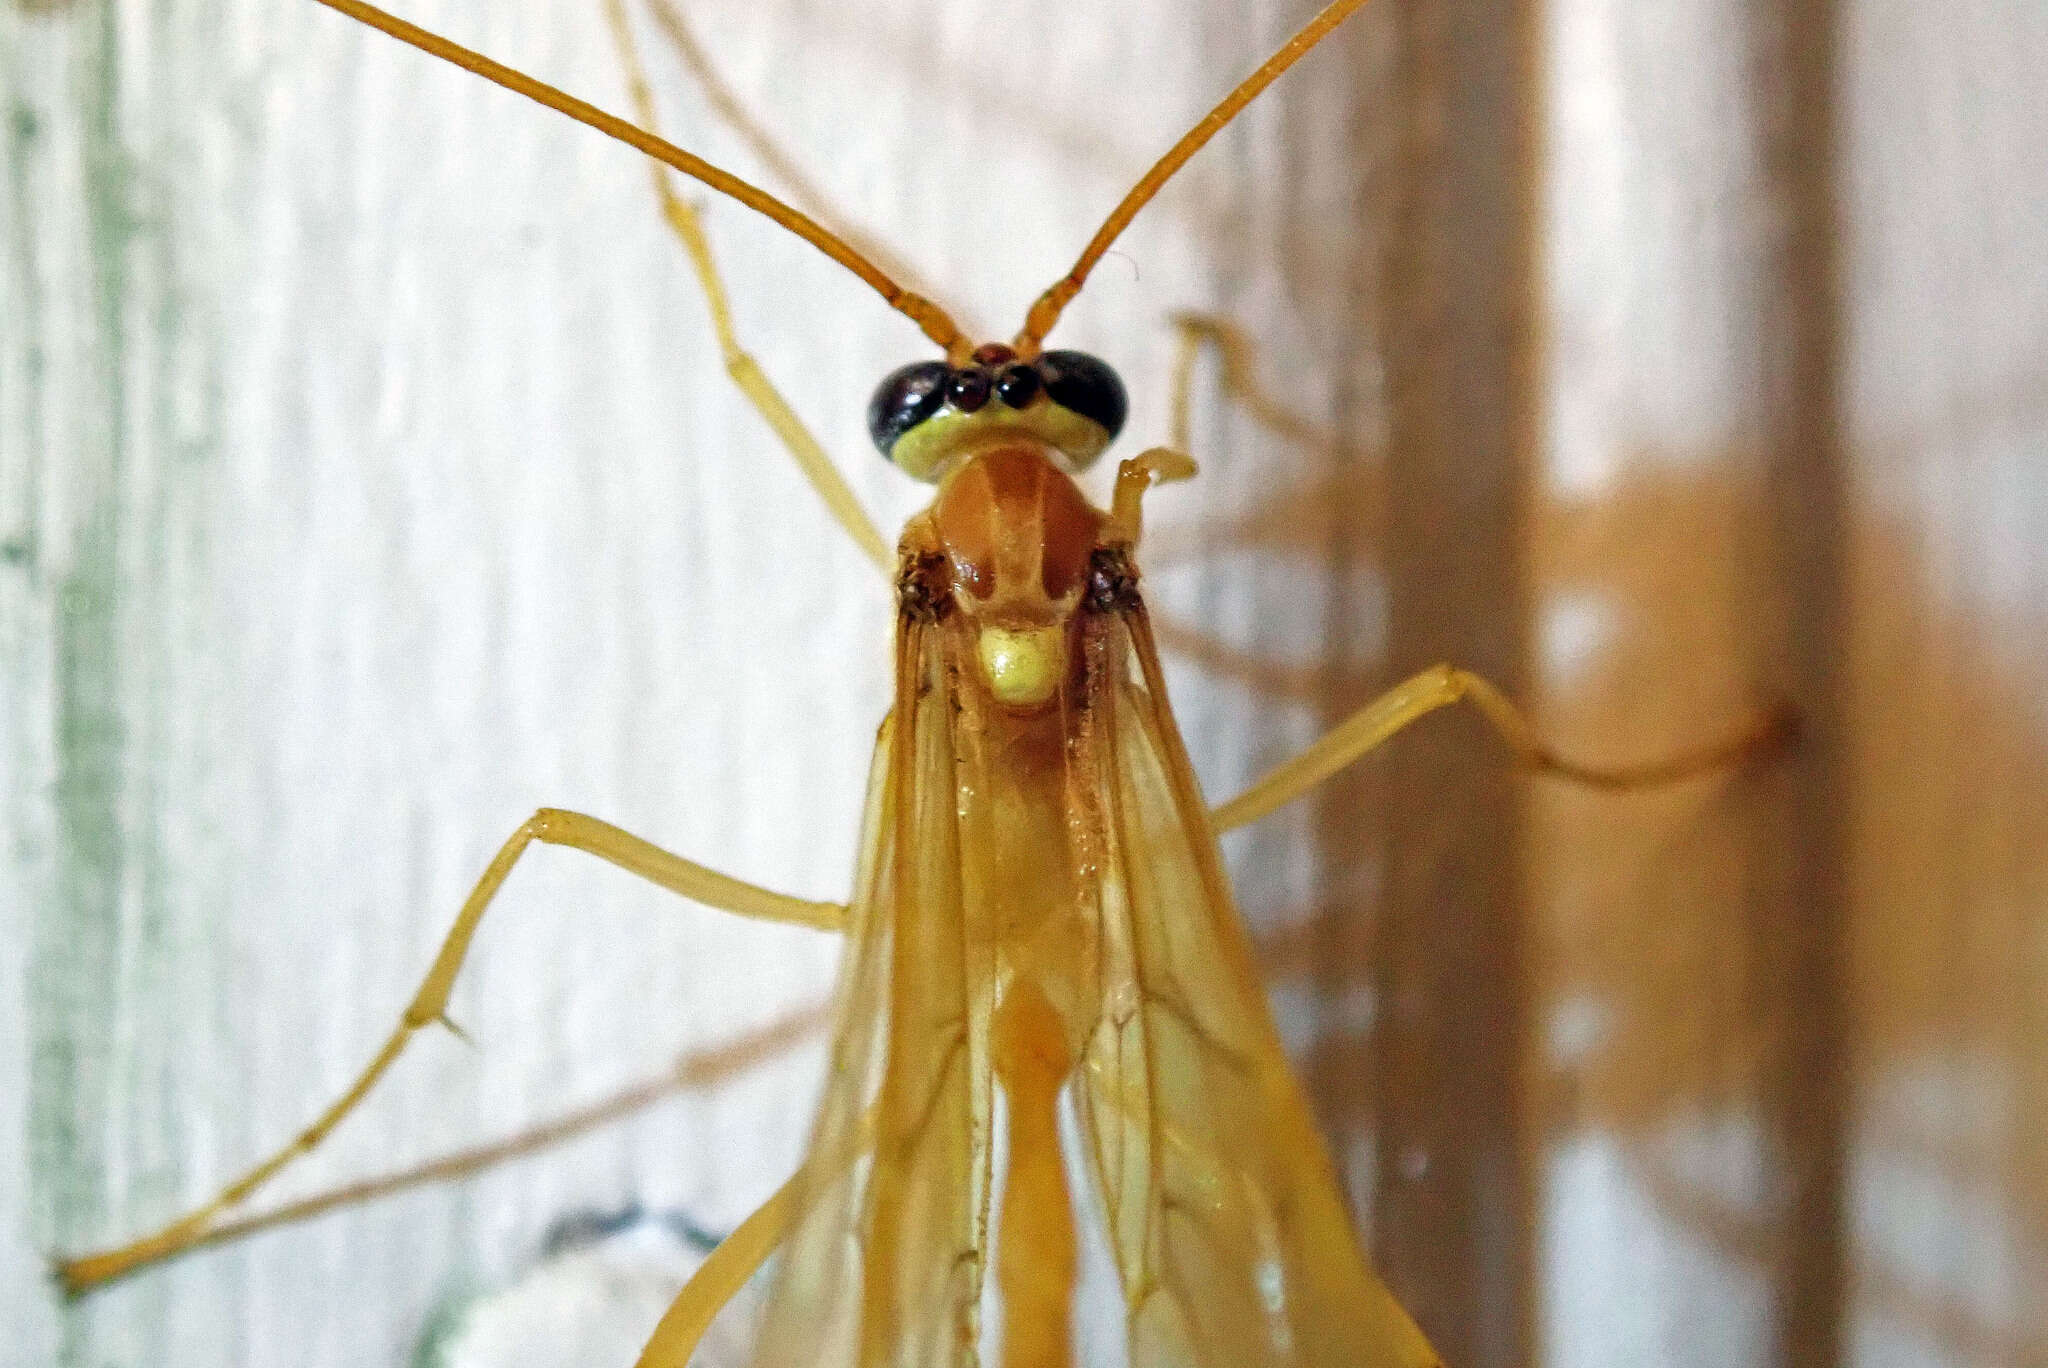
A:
995,364,1043,408
867,360,951,457
1037,350,1128,441
947,366,994,413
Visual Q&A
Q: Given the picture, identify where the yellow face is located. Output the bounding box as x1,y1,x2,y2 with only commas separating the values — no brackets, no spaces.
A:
892,403,1110,484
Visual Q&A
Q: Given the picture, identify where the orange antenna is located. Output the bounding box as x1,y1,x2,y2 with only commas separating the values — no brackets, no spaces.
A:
1014,0,1375,356
311,0,965,356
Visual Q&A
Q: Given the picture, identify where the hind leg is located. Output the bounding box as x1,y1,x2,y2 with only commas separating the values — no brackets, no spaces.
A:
1212,665,1796,832
57,810,844,1293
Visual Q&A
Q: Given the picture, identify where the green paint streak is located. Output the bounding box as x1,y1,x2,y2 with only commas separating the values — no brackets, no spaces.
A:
26,0,232,1348
407,1282,485,1368
5,89,47,581
35,511,127,1171
23,0,135,1362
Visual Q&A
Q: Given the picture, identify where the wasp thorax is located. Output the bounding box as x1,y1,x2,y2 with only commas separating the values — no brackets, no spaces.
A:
919,445,1105,710
867,347,1128,483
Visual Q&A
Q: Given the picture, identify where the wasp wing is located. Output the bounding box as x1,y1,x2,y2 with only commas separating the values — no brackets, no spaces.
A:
746,600,1435,1368
750,617,988,1368
1071,606,1442,1368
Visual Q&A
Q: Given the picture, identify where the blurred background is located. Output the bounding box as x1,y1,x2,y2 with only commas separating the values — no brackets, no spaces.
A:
3,0,2043,1364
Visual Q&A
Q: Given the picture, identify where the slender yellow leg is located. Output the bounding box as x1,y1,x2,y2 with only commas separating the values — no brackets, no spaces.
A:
1110,306,1307,549
599,0,896,576
1212,665,1796,833
1158,315,1791,835
55,809,845,1295
631,1173,802,1368
1167,313,1204,454
1107,447,1198,548
635,0,941,311
632,1102,879,1368
1168,311,1347,459
57,1003,830,1287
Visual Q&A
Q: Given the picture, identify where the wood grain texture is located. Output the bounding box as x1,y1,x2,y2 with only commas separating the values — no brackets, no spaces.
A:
4,0,2044,1366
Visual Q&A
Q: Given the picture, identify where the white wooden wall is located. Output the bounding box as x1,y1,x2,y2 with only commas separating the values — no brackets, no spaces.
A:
3,0,2044,1366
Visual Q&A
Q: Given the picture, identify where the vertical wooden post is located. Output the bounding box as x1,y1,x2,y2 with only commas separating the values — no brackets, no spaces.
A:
1366,1,1538,1362
1759,0,1850,1358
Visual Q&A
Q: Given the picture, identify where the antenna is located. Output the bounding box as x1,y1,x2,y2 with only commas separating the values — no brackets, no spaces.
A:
311,0,967,356
1013,0,1376,356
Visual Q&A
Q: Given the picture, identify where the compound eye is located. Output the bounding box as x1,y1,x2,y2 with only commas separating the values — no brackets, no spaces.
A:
1037,351,1128,444
867,360,952,459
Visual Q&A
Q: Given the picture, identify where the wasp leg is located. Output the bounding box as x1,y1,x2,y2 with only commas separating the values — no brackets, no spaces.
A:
62,1004,829,1287
635,0,936,305
1120,310,1360,560
631,1168,802,1368
54,810,844,1295
632,1101,878,1368
1165,311,1355,460
1103,310,1295,550
1107,447,1199,548
1212,665,1797,833
600,0,894,577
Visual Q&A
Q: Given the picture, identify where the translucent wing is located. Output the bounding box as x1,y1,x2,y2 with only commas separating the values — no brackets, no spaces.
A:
1071,607,1443,1368
750,618,988,1368
743,600,1436,1368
